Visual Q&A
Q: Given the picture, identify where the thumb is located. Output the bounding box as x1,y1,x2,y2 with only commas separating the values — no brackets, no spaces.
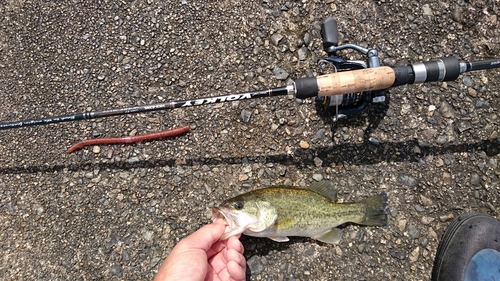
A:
181,221,226,251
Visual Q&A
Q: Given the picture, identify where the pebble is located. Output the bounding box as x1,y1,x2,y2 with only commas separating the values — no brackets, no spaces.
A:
150,257,161,268
312,174,323,181
247,256,265,274
110,264,123,277
474,190,481,199
97,74,105,81
491,131,499,140
389,207,398,217
400,104,412,115
93,145,101,154
313,157,323,167
442,172,452,183
397,219,407,232
399,174,417,187
436,136,448,145
414,204,425,212
408,225,420,239
462,76,473,87
444,156,452,165
391,250,406,260
127,156,140,164
122,249,131,261
468,88,477,97
420,237,429,248
270,33,283,46
475,100,491,109
368,137,380,146
304,32,311,45
299,140,309,149
409,247,420,263
439,102,455,118
173,175,182,183
428,104,436,113
490,159,498,169
422,4,433,16
419,195,433,206
242,165,252,173
298,47,308,61
239,174,249,181
457,121,472,133
241,109,252,123
273,66,289,80
439,213,455,222
470,173,480,185
413,146,421,155
242,183,251,189
143,230,154,241
279,167,287,176
421,216,435,225
315,128,326,139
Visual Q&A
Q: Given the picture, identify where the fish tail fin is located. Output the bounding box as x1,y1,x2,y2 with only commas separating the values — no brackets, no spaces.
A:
359,192,388,226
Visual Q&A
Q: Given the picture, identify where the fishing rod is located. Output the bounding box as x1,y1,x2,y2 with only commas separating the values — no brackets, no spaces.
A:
1,17,499,131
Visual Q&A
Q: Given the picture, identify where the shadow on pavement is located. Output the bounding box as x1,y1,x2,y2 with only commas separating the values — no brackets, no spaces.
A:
0,139,498,175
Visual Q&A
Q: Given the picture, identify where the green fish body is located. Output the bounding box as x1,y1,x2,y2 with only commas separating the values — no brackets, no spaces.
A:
213,181,387,244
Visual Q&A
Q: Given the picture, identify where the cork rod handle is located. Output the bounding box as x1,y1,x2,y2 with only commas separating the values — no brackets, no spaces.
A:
316,66,395,96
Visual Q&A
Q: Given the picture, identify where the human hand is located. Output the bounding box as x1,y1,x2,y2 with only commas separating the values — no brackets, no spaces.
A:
154,219,246,281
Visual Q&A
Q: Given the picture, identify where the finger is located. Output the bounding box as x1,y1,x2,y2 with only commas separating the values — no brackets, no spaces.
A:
227,259,247,281
206,240,227,259
227,248,246,269
227,236,244,255
181,221,226,252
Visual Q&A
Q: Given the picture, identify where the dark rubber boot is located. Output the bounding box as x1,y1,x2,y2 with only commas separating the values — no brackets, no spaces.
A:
432,213,500,281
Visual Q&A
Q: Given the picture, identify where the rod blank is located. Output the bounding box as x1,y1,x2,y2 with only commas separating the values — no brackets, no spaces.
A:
0,87,291,130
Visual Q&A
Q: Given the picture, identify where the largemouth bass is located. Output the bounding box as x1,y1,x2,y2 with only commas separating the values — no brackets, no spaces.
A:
212,181,387,244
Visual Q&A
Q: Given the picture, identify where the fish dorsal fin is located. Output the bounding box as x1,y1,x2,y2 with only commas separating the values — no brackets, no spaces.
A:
248,201,278,232
305,180,337,202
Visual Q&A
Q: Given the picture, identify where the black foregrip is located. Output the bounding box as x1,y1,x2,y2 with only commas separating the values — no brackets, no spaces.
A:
391,65,414,87
422,61,440,82
404,56,461,85
321,17,338,52
421,57,460,82
295,77,319,99
441,56,460,81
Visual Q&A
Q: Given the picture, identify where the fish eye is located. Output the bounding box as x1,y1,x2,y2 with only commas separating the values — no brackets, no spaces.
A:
233,201,244,210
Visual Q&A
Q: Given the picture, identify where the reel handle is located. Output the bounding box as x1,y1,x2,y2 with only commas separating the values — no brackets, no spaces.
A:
321,17,339,52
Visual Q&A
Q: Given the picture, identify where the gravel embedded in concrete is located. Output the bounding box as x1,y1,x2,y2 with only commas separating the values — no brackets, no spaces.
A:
0,0,499,280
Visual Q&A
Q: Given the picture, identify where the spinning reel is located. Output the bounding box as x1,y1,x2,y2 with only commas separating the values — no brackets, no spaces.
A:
316,18,387,120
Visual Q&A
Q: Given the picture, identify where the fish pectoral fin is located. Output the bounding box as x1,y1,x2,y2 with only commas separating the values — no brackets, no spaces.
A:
268,236,290,242
312,228,343,244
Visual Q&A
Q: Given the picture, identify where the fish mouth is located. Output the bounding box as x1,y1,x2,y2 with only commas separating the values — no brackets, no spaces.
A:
212,207,237,229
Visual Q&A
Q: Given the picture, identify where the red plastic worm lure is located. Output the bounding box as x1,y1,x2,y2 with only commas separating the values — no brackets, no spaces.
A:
67,125,190,153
